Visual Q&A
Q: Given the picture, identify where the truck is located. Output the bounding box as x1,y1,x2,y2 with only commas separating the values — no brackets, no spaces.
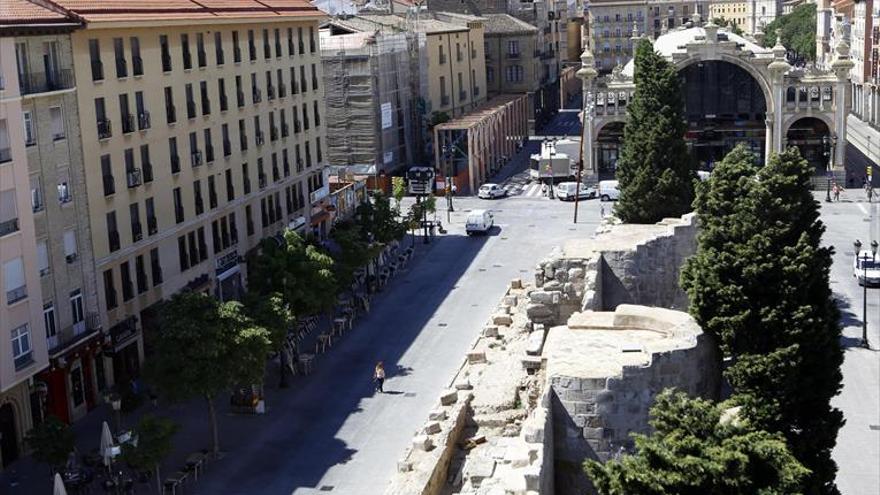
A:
529,140,577,181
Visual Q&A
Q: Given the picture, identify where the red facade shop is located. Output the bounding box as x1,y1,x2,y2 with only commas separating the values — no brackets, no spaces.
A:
36,341,104,424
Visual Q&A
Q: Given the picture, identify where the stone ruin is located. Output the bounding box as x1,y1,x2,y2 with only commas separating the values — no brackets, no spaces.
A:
385,213,720,495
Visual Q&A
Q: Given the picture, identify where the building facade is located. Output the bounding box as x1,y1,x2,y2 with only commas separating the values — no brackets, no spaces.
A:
708,0,749,28
483,14,541,125
746,0,782,33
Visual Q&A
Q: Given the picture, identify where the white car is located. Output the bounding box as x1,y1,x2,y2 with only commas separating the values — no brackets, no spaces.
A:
478,183,507,199
555,182,596,201
853,250,880,286
466,209,494,235
598,180,620,201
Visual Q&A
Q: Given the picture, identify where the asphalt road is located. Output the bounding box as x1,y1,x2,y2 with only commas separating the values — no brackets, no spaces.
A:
822,195,880,495
191,193,604,495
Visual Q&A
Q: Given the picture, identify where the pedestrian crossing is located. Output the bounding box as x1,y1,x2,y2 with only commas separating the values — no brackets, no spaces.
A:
502,182,547,198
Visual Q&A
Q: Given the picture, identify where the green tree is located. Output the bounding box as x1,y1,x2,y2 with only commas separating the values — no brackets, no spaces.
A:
392,176,407,212
120,415,178,494
711,17,743,35
25,416,74,473
763,4,816,60
615,38,695,223
246,292,294,388
147,292,271,456
584,390,809,495
356,192,407,243
681,146,843,494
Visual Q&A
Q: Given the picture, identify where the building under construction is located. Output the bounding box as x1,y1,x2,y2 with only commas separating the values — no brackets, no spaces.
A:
319,21,424,181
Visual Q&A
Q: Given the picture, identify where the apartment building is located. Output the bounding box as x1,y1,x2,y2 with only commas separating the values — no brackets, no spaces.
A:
0,1,81,469
709,0,749,27
745,0,783,33
850,0,877,123
483,14,541,124
43,0,330,392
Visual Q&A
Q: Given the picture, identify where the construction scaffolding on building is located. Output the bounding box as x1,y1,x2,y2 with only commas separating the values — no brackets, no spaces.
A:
320,7,429,187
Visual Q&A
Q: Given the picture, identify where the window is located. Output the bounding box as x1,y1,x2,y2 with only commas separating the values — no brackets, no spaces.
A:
232,31,241,63
49,106,65,140
222,123,231,156
313,101,320,127
311,64,318,91
173,187,184,223
146,197,157,235
288,27,295,55
246,204,254,235
316,137,322,163
243,162,251,194
263,29,271,59
236,75,245,107
194,180,204,216
487,67,494,83
29,176,43,213
135,255,147,294
140,144,153,183
11,324,32,369
200,81,210,115
298,27,304,54
150,248,162,286
208,176,217,209
37,242,49,276
178,236,189,271
57,173,72,204
300,66,307,93
4,257,26,304
22,111,35,146
89,39,103,81
44,303,57,342
226,169,235,201
274,28,282,57
169,136,180,174
239,119,248,151
63,230,77,262
103,269,117,310
114,37,127,78
182,33,192,70
439,44,446,64
1,188,19,236
131,37,143,76
165,86,176,124
219,78,228,112
120,262,133,301
120,93,133,133
197,33,206,68
107,211,119,252
129,202,142,242
204,128,214,163
159,35,172,73
290,67,298,95
248,30,256,61
190,131,201,167
135,91,149,130
95,97,111,138
70,288,84,326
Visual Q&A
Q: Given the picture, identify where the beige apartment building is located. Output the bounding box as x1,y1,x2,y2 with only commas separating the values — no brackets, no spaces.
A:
483,14,541,125
708,0,749,27
45,0,330,394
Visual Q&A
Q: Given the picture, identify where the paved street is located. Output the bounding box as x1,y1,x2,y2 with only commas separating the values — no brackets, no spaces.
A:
821,193,880,495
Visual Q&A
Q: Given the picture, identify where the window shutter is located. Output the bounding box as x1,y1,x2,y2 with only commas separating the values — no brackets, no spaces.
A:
63,230,77,256
37,242,49,272
0,189,17,222
4,257,25,291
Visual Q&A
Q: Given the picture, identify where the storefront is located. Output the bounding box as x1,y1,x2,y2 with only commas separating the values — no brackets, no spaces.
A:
35,336,105,424
215,250,243,302
106,316,141,393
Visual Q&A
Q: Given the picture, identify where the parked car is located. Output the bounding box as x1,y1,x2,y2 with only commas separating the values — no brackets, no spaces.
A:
478,183,507,199
466,209,494,235
598,180,620,201
555,182,596,201
853,250,880,286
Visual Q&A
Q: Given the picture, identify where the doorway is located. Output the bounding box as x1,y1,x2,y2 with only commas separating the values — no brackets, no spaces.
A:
0,403,19,467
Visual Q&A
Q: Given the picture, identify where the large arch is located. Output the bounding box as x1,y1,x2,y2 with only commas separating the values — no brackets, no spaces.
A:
674,54,774,111
785,117,832,175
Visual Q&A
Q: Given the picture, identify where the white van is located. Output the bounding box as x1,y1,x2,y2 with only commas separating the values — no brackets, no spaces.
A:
555,182,596,201
598,180,620,201
466,209,494,235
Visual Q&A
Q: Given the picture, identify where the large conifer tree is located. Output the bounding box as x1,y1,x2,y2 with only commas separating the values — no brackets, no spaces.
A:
615,39,695,223
682,146,843,494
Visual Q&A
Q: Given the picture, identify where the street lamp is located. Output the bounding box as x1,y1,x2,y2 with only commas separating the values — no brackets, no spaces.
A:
544,137,557,199
441,144,455,219
854,239,872,349
110,393,122,435
823,135,834,202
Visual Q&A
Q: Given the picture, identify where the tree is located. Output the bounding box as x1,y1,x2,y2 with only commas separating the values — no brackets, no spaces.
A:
120,415,178,494
711,17,743,36
245,292,294,388
356,192,407,243
615,38,695,223
25,416,74,473
681,146,843,494
147,292,271,456
763,4,816,61
392,176,407,212
584,390,809,495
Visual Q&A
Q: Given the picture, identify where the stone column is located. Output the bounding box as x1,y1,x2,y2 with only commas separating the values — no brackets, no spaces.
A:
831,40,855,168
768,40,791,156
577,44,599,183
764,114,774,163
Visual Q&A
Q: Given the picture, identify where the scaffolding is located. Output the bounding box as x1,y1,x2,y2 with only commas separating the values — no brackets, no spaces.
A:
320,11,428,177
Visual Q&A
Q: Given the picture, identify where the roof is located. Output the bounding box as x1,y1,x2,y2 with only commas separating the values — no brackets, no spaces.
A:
435,94,529,130
482,13,537,34
344,13,468,34
45,0,322,23
0,0,80,26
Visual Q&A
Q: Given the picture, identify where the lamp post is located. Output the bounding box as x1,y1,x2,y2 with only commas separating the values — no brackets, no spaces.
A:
854,239,871,349
110,394,122,435
546,137,557,199
823,135,834,202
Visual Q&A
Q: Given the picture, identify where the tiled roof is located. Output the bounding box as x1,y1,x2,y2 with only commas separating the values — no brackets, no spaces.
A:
47,0,322,23
0,0,79,25
482,14,537,34
356,13,467,33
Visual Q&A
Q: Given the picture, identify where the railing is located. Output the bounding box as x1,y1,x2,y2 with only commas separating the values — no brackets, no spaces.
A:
103,174,115,195
121,114,135,134
162,53,172,72
0,218,19,237
32,198,44,213
97,119,112,139
191,151,203,167
116,58,127,78
6,285,27,304
126,168,142,188
14,351,33,371
310,184,329,204
20,69,74,95
507,52,520,59
138,111,151,130
48,313,102,355
0,147,11,163
147,216,158,235
258,173,267,189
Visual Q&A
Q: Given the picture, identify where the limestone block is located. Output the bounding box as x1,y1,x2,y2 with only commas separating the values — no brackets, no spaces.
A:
522,423,544,444
529,291,560,305
502,423,521,437
455,377,473,390
568,267,584,280
525,303,552,320
583,427,603,440
510,278,523,289
525,331,544,356
397,460,413,472
467,351,487,364
555,269,568,282
428,408,447,421
412,434,433,451
423,421,441,435
543,280,563,291
503,295,518,306
521,356,542,370
498,304,511,314
463,457,497,485
543,265,554,279
440,389,458,406
534,272,544,287
523,465,542,491
492,314,513,326
483,325,499,338
508,445,532,468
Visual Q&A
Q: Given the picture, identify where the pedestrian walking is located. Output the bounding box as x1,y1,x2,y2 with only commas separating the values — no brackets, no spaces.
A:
867,182,874,203
374,361,386,393
833,183,841,201
541,183,548,197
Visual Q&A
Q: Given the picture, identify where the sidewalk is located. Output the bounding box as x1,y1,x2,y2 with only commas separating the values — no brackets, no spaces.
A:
0,233,430,495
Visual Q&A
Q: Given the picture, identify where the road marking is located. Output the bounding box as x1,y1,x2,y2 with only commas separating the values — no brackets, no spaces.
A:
857,203,868,215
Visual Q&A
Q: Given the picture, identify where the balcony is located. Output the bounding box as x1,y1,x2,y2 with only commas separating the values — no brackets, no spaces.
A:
507,52,521,59
138,111,151,130
97,119,112,139
121,113,135,134
237,91,245,107
310,184,329,204
20,69,74,95
103,174,115,196
126,168,142,188
0,147,11,163
132,221,143,242
191,151,203,167
108,231,120,252
256,131,265,145
258,173,267,189
116,58,127,78
0,218,19,237
6,285,27,305
147,216,158,235
252,88,262,103
132,56,143,76
48,312,101,356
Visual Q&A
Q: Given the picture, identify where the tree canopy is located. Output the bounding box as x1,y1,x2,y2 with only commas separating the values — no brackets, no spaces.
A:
615,38,695,223
762,3,816,61
120,415,178,494
585,390,809,495
25,416,75,471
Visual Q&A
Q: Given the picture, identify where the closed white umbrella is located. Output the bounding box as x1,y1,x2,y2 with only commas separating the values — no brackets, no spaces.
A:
53,472,68,495
100,421,114,467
